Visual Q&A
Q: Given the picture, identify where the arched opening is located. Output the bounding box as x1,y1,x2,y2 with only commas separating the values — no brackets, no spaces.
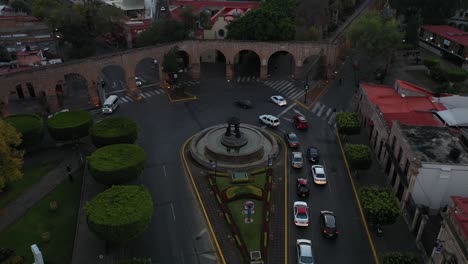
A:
62,73,91,109
101,65,128,97
200,49,226,78
135,57,161,89
267,51,295,78
233,50,260,82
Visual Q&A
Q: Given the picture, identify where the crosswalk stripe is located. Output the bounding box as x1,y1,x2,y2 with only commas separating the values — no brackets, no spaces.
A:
328,112,336,125
159,89,165,94
149,91,156,95
284,87,298,97
246,76,251,82
155,90,161,95
278,83,294,93
312,102,321,113
143,92,151,97
325,108,332,118
265,81,273,85
290,91,303,99
272,80,288,90
317,105,326,117
120,97,128,102
140,93,147,98
124,96,132,102
237,77,241,82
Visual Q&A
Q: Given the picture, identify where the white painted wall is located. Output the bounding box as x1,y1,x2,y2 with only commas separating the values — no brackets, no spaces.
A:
412,163,468,210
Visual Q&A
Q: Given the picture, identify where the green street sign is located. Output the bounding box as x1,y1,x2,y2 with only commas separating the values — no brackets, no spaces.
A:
304,84,309,90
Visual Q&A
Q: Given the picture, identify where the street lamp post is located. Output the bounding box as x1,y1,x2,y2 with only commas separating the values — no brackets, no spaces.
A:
304,75,309,104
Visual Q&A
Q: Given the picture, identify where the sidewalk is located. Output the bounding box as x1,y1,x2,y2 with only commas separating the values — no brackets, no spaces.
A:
0,146,82,232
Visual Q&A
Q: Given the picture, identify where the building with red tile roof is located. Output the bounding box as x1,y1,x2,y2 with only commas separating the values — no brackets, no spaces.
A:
419,25,468,66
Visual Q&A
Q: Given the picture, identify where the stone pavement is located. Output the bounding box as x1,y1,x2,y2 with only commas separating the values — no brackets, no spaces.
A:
0,145,83,232
182,142,286,264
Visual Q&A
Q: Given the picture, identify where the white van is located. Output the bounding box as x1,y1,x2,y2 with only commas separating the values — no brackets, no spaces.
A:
102,95,119,114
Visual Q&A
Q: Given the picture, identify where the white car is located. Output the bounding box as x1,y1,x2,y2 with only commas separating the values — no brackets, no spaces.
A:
311,165,327,185
293,201,309,227
270,95,287,106
259,114,280,127
296,239,315,264
135,76,143,87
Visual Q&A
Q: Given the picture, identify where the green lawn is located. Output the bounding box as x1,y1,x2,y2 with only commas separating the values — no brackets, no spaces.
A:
0,171,82,263
216,173,267,191
0,160,60,209
227,199,264,253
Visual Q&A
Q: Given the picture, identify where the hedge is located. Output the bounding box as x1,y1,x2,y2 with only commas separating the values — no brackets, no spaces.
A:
422,57,439,69
344,143,371,169
4,114,44,147
225,185,263,200
86,185,153,243
383,252,418,264
336,112,360,135
47,110,93,141
90,117,138,147
87,144,147,186
359,187,400,226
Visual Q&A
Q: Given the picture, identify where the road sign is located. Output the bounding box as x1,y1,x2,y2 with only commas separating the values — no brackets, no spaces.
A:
304,84,309,90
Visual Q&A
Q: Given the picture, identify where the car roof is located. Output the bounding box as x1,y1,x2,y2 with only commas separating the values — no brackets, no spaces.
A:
299,243,313,257
297,207,307,214
308,147,318,152
295,115,307,121
314,167,325,174
297,178,308,185
292,152,302,158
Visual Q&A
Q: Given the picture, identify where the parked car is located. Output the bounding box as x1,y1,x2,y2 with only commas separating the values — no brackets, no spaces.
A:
293,115,308,130
296,178,310,197
307,147,320,163
296,239,315,264
291,152,304,168
234,99,253,109
259,114,280,127
285,132,300,147
311,165,327,185
270,95,287,106
294,201,309,227
320,211,339,238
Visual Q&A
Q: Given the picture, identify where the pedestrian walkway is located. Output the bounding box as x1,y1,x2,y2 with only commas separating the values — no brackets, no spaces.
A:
310,101,338,128
235,75,261,83
264,79,304,100
0,146,82,232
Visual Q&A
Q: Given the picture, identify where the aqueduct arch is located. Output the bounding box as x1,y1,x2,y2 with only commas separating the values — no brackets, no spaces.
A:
1,40,336,116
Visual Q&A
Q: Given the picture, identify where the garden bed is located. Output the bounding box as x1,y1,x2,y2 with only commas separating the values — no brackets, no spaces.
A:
227,199,264,253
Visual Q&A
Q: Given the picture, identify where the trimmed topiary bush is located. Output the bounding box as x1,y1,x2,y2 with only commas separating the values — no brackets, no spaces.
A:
47,110,93,141
85,185,153,243
87,144,147,186
359,186,400,226
4,114,44,147
336,112,360,135
383,252,418,264
90,117,138,148
344,143,371,169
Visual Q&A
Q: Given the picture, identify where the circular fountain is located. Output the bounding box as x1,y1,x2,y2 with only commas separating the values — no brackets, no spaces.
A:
189,117,279,171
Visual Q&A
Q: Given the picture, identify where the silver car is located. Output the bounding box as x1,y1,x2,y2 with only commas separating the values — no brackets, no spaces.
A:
297,239,314,264
291,152,303,168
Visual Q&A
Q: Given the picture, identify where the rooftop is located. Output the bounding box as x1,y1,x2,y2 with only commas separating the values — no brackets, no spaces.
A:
422,25,468,47
362,81,446,127
450,196,468,238
399,125,468,164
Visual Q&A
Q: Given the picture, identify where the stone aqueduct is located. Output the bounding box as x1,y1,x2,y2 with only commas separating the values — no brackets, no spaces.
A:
0,40,341,115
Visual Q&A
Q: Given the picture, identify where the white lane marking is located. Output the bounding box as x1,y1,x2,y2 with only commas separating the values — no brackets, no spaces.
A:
144,92,151,97
140,93,147,98
265,80,273,85
278,83,294,92
237,77,241,82
163,165,167,179
196,228,207,238
170,203,176,221
124,96,133,101
317,105,326,117
200,254,217,261
278,102,297,118
284,87,298,97
328,112,336,125
141,83,160,88
112,81,116,88
293,109,304,116
120,97,128,102
148,91,156,95
311,102,321,113
290,91,303,100
325,108,332,118
159,89,165,94
155,90,161,95
282,117,293,122
272,80,287,90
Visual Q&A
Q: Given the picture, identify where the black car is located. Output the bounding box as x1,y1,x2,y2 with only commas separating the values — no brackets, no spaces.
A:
320,211,339,238
234,100,253,109
307,147,319,163
296,178,310,197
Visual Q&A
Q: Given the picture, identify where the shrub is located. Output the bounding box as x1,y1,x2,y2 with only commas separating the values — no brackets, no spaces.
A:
359,186,400,226
87,144,147,186
344,143,371,169
47,110,93,141
422,57,439,69
383,252,418,264
336,112,360,135
225,185,263,200
90,117,138,148
446,68,468,83
429,66,448,83
4,114,44,147
0,247,14,262
85,185,154,243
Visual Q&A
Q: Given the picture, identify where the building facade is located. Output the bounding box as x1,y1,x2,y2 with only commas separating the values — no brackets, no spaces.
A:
419,25,468,66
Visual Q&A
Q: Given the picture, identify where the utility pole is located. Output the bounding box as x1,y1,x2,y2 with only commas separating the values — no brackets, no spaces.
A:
304,75,309,104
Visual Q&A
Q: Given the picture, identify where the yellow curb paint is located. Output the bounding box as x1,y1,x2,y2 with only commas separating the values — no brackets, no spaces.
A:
335,129,380,264
294,82,331,110
181,137,226,264
294,99,311,110
166,91,197,103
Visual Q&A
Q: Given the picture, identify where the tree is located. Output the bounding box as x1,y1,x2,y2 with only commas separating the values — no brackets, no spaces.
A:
336,112,360,135
390,0,468,24
4,114,44,147
135,19,186,47
383,252,418,264
447,69,468,84
359,187,401,226
422,57,440,70
85,185,154,243
9,0,31,14
179,6,197,37
226,0,297,41
404,14,421,47
0,120,24,191
162,47,181,75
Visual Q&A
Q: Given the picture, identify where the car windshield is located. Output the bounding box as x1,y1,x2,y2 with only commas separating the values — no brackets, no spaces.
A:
293,157,302,162
297,212,307,219
301,256,314,263
315,172,325,179
278,98,285,101
325,214,336,227
289,134,298,141
103,104,111,108
309,148,318,155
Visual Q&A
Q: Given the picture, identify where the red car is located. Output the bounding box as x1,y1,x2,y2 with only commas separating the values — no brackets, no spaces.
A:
293,115,308,130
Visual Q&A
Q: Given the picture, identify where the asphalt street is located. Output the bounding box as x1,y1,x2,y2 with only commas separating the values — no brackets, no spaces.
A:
89,67,374,263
